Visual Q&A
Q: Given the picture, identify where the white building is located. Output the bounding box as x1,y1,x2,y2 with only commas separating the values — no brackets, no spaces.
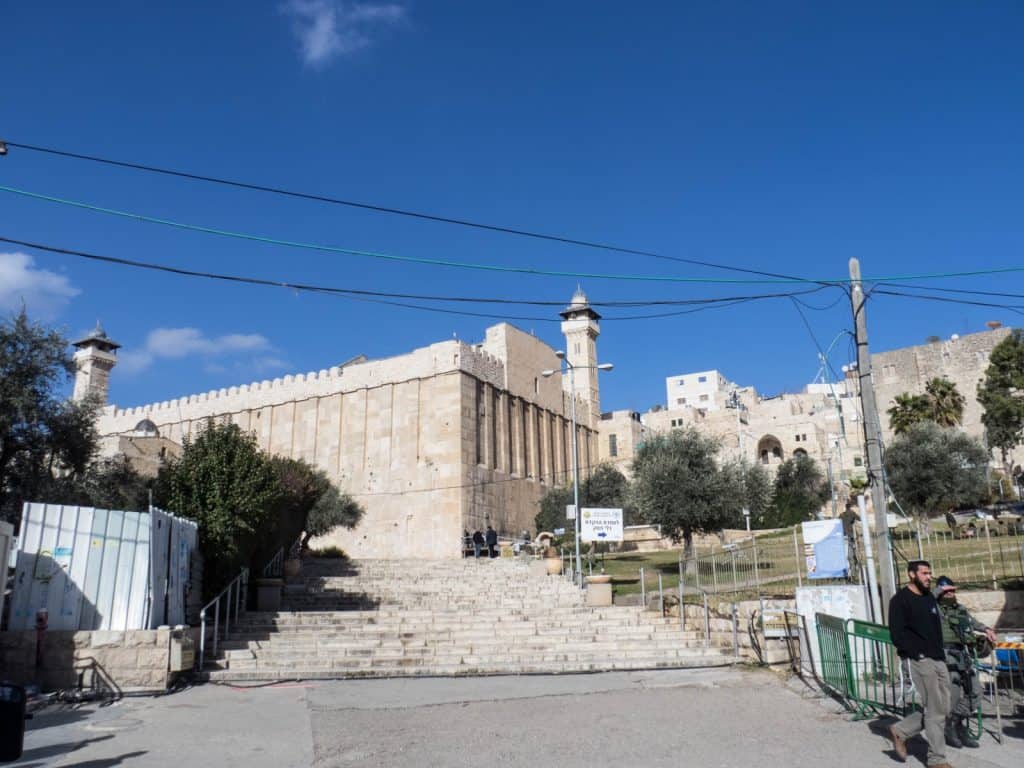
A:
664,370,736,412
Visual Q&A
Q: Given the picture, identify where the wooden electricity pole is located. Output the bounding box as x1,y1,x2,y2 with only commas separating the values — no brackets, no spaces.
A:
848,258,897,617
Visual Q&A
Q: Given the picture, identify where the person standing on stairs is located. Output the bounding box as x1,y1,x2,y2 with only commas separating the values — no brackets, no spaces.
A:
485,526,498,558
472,530,484,558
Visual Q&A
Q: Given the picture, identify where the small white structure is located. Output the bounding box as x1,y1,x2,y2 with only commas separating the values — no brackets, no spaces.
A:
8,503,198,631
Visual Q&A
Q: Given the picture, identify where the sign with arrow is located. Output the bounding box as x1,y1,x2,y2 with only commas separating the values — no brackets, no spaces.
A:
580,508,623,543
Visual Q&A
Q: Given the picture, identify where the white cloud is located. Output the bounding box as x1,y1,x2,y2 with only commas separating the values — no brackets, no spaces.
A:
0,252,79,320
119,327,279,375
283,0,405,67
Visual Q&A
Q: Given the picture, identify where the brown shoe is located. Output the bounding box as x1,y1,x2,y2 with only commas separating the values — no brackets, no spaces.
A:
889,726,907,762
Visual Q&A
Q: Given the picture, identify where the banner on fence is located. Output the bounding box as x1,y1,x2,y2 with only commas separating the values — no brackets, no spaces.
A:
801,519,849,579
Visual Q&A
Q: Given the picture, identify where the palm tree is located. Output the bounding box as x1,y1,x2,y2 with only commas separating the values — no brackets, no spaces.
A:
888,393,930,435
925,377,965,427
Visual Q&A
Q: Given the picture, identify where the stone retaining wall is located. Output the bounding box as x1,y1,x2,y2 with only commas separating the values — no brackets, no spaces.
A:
0,629,173,692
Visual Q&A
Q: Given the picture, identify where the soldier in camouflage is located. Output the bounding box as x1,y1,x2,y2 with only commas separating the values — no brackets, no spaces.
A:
934,575,997,749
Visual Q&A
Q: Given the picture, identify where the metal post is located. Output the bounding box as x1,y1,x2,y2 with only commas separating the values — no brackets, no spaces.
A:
658,573,664,615
730,550,738,594
849,258,897,615
753,542,762,600
225,582,232,642
712,553,719,594
640,566,646,608
198,608,206,671
859,495,879,623
731,602,739,659
678,560,685,630
568,362,582,588
915,520,924,561
794,527,803,588
212,601,220,658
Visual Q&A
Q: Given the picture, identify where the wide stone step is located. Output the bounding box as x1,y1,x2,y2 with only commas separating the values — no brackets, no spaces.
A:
205,654,732,681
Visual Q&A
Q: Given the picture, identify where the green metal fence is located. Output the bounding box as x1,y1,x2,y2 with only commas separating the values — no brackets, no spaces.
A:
816,613,911,719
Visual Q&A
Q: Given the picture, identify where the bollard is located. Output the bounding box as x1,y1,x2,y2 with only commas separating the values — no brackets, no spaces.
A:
34,609,48,669
0,683,29,761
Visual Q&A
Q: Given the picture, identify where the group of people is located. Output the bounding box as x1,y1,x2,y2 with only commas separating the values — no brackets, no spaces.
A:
887,560,998,767
467,526,499,558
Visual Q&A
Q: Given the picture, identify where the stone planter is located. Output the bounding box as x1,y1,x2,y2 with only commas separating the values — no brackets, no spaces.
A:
585,574,613,607
256,578,283,611
545,557,563,575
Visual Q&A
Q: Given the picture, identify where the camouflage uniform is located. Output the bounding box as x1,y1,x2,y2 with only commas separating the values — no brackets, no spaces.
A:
937,593,988,748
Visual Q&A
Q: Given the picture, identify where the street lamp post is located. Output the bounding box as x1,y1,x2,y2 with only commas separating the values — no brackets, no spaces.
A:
542,354,613,587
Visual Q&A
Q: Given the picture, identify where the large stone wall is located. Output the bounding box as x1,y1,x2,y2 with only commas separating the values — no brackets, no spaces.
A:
871,328,1009,446
97,324,596,559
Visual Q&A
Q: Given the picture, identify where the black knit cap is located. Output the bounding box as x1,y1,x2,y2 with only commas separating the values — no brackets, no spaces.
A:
936,575,956,590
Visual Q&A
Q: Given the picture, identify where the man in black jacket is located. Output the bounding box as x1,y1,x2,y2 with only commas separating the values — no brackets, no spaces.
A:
887,560,953,768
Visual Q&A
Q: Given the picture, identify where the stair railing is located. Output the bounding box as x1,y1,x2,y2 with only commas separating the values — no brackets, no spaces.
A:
197,567,249,671
262,546,285,578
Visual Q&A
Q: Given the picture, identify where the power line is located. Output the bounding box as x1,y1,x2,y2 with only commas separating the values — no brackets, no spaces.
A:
0,138,820,284
6,183,1024,286
872,288,1024,317
0,235,827,322
0,184,829,285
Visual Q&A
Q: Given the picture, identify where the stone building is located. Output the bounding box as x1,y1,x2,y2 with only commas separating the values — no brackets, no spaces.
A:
85,292,606,559
597,326,1019,511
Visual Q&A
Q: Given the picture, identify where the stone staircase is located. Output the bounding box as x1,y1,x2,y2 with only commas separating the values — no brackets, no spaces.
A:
204,558,733,681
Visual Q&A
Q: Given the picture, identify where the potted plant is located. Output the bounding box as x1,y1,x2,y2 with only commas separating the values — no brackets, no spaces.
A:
543,545,563,575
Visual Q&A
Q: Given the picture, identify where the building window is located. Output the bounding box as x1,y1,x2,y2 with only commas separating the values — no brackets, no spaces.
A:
575,342,581,354
676,397,686,405
795,435,801,442
854,456,863,467
678,378,684,385
699,394,709,402
698,375,707,383
609,434,618,457
534,377,539,395
802,434,807,441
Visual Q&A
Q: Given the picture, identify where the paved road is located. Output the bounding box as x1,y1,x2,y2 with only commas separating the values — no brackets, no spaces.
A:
10,668,1023,768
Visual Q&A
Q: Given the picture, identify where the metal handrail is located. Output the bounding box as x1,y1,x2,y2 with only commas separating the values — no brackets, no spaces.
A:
678,558,712,648
262,546,285,578
197,567,249,672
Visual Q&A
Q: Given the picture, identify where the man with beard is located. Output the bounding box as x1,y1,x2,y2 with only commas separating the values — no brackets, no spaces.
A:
887,560,952,768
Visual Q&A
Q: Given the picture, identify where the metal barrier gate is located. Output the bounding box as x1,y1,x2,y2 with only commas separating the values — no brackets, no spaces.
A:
816,613,911,719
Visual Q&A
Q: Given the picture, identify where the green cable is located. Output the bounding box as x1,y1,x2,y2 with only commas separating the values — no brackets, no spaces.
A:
3,184,1023,285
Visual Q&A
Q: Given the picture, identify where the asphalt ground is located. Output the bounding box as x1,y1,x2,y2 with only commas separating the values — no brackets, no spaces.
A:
7,668,1023,768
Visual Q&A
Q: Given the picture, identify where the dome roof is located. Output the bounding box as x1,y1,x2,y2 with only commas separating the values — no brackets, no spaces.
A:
133,419,160,436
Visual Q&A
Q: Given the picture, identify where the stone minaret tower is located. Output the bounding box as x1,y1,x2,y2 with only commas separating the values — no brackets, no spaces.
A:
72,321,120,404
560,287,602,426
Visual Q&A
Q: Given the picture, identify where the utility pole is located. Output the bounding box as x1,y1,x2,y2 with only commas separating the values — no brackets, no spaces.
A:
848,258,897,617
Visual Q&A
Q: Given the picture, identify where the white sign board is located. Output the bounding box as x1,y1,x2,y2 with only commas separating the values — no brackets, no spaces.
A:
566,504,577,520
795,585,869,679
580,507,623,543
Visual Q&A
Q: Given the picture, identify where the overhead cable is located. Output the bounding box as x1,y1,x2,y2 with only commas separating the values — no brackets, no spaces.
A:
4,184,1024,286
0,138,819,284
0,235,827,322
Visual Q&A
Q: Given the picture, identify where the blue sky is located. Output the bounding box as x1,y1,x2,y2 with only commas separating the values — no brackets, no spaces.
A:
2,1,1022,413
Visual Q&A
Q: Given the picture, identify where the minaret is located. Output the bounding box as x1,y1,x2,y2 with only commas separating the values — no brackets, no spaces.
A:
72,321,120,404
559,287,602,426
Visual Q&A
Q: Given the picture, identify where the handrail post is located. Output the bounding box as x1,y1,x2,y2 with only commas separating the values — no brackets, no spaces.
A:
639,566,646,609
198,608,207,671
225,581,232,642
213,600,220,659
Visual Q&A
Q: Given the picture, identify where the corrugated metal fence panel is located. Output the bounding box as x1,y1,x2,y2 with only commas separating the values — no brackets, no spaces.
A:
149,509,170,628
0,521,13,628
9,502,154,631
168,514,198,626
